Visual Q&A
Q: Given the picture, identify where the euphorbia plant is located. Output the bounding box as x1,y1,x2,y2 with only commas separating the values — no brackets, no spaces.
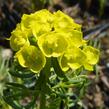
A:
3,9,99,109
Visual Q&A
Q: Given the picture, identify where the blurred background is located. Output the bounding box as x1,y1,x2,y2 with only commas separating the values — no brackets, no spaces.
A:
0,0,109,109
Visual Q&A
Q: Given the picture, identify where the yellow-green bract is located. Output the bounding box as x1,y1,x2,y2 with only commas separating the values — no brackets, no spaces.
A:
10,9,100,73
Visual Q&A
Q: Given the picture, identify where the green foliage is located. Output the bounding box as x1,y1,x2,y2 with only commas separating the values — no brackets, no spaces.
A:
3,60,89,109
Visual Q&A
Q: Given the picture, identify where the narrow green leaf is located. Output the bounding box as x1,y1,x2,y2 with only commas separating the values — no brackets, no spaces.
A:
9,66,35,78
3,90,22,109
48,97,61,109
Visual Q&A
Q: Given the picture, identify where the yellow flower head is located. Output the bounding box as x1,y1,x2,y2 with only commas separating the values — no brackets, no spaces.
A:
83,46,100,71
58,46,86,72
10,9,100,73
38,32,68,57
16,45,46,73
53,10,81,31
21,9,54,38
10,24,30,51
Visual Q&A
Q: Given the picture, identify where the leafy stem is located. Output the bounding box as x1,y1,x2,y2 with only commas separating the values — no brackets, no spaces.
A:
39,58,51,109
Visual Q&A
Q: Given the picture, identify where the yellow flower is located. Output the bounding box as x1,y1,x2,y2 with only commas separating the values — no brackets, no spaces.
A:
59,46,100,72
16,45,46,73
83,46,100,71
53,10,81,31
55,29,87,48
38,32,68,57
31,21,51,38
33,9,54,23
58,46,86,72
21,9,54,38
10,24,29,51
9,9,100,73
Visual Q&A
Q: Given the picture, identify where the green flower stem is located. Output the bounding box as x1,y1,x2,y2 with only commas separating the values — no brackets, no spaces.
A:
39,70,46,109
39,58,51,109
40,89,46,109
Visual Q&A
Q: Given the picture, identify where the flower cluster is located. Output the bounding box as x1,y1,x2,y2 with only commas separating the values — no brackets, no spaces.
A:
10,9,99,73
